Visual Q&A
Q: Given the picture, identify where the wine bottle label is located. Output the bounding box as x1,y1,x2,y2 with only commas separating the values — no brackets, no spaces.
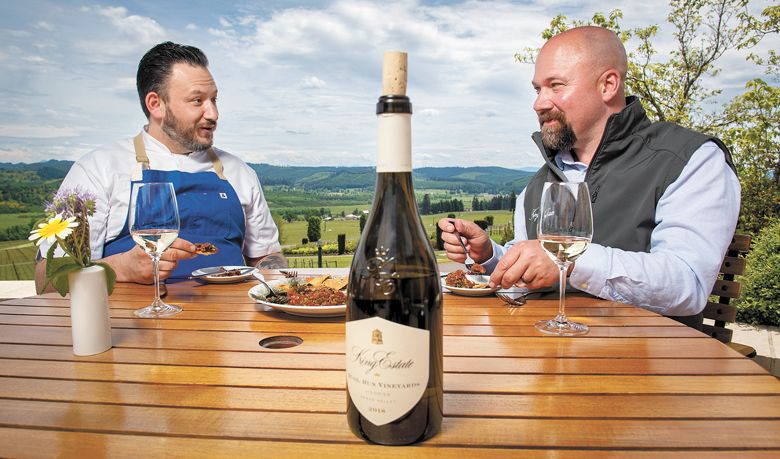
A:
345,316,429,426
376,113,412,172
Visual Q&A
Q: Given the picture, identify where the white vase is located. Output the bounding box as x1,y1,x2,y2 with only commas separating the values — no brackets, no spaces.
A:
68,265,112,356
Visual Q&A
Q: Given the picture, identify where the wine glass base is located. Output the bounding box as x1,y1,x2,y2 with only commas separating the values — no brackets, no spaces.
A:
134,302,182,318
535,319,588,336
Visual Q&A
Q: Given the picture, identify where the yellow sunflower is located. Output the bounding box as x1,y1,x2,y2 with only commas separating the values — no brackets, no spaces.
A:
29,213,79,246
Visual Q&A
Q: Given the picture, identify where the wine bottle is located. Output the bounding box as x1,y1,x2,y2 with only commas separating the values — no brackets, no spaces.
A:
345,51,443,445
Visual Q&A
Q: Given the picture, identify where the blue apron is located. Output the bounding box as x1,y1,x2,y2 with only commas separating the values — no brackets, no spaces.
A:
103,133,246,279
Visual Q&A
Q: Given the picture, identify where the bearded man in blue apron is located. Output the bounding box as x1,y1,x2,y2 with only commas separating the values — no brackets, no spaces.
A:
35,42,285,289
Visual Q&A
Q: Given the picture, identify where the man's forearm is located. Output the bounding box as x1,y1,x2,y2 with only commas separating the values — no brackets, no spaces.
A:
251,252,288,269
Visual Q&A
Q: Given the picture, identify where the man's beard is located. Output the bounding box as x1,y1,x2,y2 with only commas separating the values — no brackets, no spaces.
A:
161,109,216,152
539,110,576,151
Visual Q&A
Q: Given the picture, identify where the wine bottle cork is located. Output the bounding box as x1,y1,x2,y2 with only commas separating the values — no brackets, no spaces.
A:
382,51,407,96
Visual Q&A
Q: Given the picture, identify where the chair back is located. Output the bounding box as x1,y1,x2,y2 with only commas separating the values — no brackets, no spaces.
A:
702,233,750,343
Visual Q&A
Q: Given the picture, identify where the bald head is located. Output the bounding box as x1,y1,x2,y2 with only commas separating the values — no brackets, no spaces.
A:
544,26,627,87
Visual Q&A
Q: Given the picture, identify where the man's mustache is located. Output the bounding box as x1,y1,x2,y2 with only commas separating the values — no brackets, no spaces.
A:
538,111,565,126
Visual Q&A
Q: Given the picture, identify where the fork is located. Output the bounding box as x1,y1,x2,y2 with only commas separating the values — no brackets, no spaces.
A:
448,219,475,272
496,292,527,307
280,270,298,278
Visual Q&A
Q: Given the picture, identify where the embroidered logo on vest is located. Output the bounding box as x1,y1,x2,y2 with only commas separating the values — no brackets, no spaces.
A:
219,192,228,199
530,207,540,223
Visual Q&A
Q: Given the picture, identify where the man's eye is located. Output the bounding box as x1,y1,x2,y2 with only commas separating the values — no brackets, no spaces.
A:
193,98,202,104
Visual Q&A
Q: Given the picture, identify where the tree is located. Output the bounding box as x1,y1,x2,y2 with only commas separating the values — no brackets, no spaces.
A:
307,216,321,243
420,194,431,215
714,79,780,234
359,213,367,233
471,195,480,211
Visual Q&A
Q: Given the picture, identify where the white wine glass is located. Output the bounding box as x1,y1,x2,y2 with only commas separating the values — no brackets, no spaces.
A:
129,182,181,318
535,182,593,336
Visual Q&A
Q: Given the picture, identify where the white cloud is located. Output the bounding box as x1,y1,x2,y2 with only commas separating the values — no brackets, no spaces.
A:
73,6,165,57
22,55,46,63
34,21,54,31
300,76,326,88
0,124,85,139
111,77,137,93
93,6,164,43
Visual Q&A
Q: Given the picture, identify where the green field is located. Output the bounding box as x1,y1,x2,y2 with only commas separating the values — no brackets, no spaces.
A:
279,210,513,246
0,213,42,231
0,240,36,280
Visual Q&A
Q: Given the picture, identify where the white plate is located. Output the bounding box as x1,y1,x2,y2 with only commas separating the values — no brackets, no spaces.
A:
441,273,500,297
248,278,346,317
191,265,257,284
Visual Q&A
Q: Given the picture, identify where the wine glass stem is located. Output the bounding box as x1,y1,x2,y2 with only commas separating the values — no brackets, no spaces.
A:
555,262,570,323
151,254,162,310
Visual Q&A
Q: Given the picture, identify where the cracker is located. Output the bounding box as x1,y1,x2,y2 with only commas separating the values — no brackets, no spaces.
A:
322,276,348,291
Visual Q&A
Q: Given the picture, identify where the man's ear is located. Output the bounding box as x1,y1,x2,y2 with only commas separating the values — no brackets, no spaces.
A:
145,92,164,120
599,68,622,103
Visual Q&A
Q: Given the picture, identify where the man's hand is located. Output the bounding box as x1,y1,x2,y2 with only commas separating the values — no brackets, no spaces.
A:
437,218,493,264
489,239,563,289
100,238,197,284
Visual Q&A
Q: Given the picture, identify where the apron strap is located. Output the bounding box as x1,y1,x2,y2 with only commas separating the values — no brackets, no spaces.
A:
206,148,226,180
132,132,227,180
132,133,150,181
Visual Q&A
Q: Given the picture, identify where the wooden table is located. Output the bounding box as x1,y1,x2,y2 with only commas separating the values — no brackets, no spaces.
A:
1,270,779,457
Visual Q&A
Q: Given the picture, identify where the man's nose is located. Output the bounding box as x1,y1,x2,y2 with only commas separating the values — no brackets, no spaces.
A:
204,101,218,121
533,89,553,113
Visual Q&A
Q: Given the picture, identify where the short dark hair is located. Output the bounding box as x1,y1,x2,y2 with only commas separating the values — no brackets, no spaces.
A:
136,41,209,118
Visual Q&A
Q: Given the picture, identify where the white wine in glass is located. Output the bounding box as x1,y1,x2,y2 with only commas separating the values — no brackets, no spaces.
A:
535,182,593,336
129,182,181,318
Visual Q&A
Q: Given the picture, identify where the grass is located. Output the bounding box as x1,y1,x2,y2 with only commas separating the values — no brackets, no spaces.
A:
0,212,42,231
287,251,455,269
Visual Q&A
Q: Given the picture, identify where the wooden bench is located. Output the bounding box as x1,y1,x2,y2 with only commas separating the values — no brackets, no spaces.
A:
702,233,757,358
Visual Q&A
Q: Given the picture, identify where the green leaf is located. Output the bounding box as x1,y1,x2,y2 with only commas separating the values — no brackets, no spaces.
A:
95,262,117,295
47,259,83,297
38,243,60,295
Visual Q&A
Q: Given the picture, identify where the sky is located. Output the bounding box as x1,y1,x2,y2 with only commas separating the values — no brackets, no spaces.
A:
0,0,773,169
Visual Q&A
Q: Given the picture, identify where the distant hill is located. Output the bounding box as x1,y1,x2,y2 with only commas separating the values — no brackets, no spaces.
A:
252,164,534,193
0,160,73,180
0,160,536,197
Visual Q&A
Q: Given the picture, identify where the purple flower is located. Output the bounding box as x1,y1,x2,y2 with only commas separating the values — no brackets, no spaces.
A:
46,187,97,219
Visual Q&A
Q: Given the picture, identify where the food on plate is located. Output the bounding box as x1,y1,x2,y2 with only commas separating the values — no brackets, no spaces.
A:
210,268,244,277
264,275,348,306
445,270,489,289
469,263,486,275
194,242,218,255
